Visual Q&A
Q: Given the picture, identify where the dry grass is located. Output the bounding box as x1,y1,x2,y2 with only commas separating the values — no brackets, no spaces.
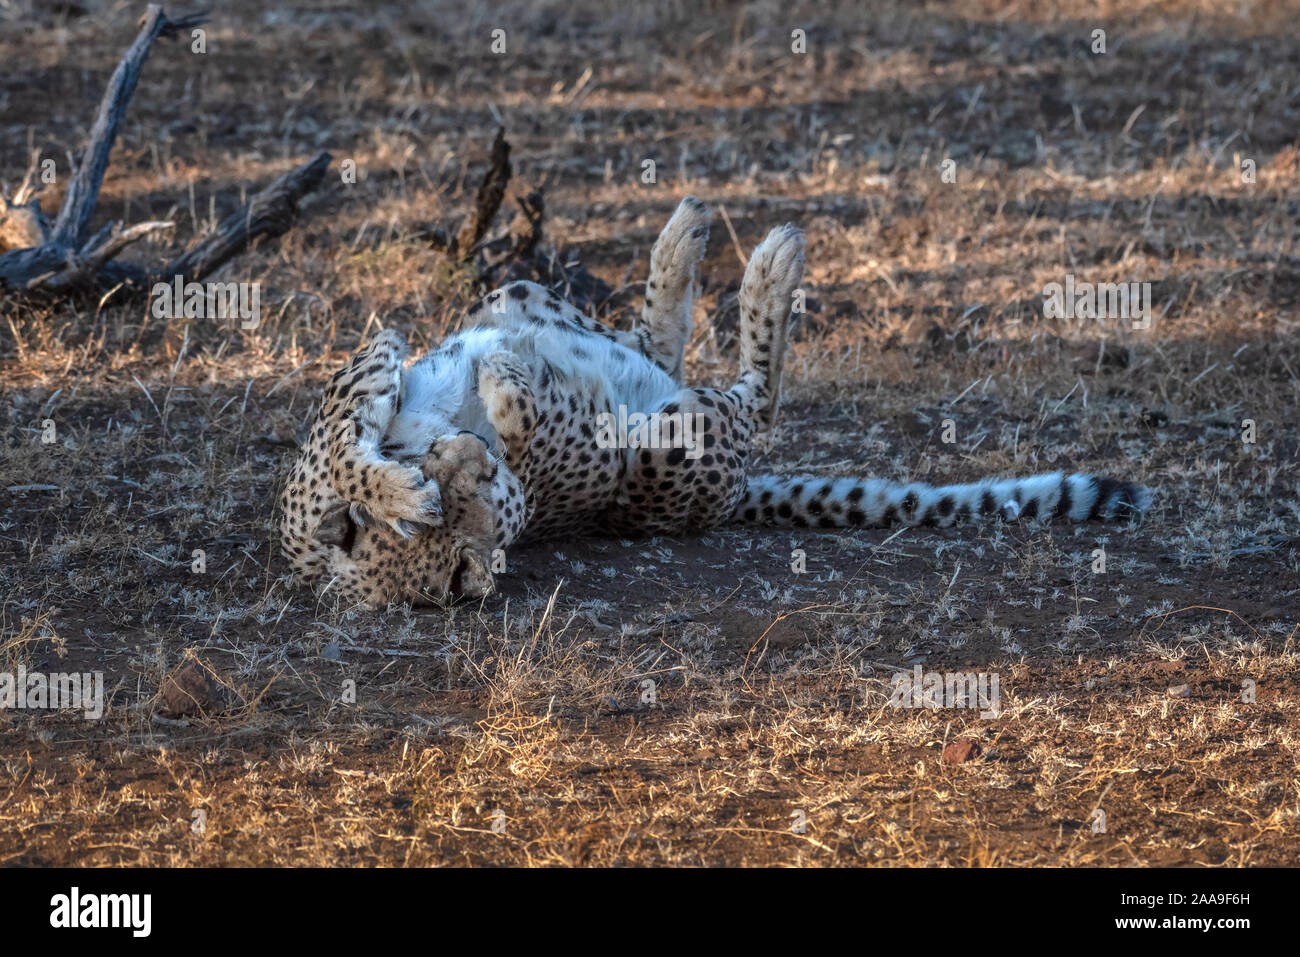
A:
1,0,1297,866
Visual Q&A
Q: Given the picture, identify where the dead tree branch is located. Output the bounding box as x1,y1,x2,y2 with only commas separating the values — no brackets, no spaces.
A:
454,126,511,260
50,6,206,250
0,5,329,298
162,151,332,280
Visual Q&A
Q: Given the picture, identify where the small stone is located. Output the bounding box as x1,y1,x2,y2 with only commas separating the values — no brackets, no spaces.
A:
161,659,228,717
1168,684,1191,698
942,738,982,764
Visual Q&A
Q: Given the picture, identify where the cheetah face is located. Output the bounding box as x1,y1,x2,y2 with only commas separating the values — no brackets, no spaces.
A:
311,432,503,607
316,507,494,607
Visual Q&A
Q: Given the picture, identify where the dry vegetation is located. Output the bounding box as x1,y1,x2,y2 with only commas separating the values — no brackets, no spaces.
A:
1,0,1298,866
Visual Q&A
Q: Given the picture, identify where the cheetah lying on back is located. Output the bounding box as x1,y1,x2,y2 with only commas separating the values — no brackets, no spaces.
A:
279,197,1151,607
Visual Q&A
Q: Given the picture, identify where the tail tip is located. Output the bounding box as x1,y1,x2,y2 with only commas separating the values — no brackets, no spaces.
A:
1132,485,1153,513
1110,481,1152,519
1123,484,1153,518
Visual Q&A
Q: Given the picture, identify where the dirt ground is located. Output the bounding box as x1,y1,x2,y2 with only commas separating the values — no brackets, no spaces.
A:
1,0,1297,866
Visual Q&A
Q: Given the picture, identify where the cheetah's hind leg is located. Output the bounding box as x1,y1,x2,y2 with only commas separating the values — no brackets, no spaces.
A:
730,224,805,432
637,196,712,384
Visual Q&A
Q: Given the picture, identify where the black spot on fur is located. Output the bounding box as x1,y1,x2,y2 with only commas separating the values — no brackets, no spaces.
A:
1088,477,1122,520
1113,483,1141,515
1054,478,1073,520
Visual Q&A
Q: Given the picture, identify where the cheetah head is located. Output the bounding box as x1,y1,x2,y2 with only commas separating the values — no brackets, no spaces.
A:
293,432,508,608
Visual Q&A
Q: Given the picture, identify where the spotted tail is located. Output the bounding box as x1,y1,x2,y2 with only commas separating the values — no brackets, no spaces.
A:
731,472,1151,529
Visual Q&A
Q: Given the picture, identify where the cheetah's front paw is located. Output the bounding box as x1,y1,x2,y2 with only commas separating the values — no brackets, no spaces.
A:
419,432,498,545
350,460,443,538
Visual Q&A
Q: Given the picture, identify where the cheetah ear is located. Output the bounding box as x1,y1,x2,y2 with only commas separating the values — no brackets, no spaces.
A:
453,548,495,599
318,503,352,548
348,501,378,529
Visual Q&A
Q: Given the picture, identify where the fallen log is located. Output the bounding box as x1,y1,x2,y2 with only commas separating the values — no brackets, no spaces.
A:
0,5,330,298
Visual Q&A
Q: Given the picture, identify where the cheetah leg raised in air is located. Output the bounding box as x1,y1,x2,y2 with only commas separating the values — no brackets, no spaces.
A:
467,196,709,383
634,195,712,384
605,225,805,537
726,223,806,433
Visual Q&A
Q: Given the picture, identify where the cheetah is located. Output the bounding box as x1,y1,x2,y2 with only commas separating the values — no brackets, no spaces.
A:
278,197,1152,607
